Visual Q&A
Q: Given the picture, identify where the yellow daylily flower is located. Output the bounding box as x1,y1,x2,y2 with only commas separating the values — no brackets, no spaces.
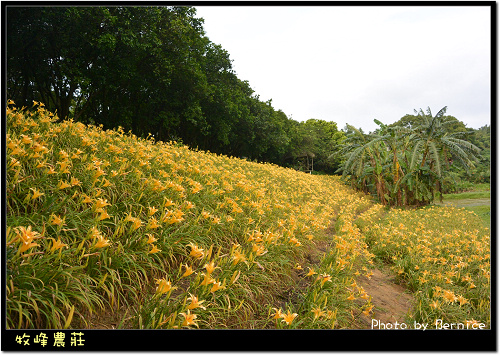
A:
362,304,374,317
457,295,469,306
186,294,206,310
30,188,44,200
49,237,68,252
93,236,111,249
360,292,370,300
155,278,176,295
189,243,204,259
442,290,457,303
97,209,111,221
81,194,93,204
49,214,65,226
149,244,161,254
231,249,247,266
148,206,158,216
252,243,267,256
163,199,175,208
311,307,326,321
147,217,160,229
131,218,142,231
181,264,194,278
204,261,218,275
429,300,439,309
281,311,298,325
95,198,111,209
179,310,198,328
200,272,215,286
306,267,316,277
70,177,81,187
20,240,39,253
318,273,332,287
210,280,225,293
101,178,112,187
57,180,71,190
271,307,283,320
145,234,157,244
201,211,211,219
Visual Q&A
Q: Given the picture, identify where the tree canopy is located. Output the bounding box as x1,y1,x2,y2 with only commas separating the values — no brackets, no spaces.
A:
6,5,346,170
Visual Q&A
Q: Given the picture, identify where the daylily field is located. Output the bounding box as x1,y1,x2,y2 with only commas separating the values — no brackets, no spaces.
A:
6,102,490,329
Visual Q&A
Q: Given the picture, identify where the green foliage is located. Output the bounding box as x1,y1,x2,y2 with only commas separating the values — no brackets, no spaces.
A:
443,191,490,200
391,115,490,188
338,107,482,206
6,6,345,175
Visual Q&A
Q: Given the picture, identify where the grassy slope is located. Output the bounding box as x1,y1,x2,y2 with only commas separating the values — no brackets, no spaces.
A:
6,103,490,329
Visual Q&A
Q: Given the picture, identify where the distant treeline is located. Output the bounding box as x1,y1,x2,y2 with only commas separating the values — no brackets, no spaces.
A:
7,6,344,172
7,6,490,182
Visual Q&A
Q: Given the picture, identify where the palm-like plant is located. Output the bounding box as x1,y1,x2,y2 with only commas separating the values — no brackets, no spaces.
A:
406,106,481,204
338,107,481,206
336,125,388,202
335,125,371,192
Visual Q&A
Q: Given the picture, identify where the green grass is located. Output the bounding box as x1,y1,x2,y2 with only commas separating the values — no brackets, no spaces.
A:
443,191,490,200
471,183,491,192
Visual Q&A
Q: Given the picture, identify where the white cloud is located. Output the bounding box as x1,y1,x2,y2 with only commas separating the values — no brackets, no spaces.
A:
195,5,491,132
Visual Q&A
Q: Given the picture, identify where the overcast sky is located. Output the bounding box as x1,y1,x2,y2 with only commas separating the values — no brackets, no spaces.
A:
194,5,491,133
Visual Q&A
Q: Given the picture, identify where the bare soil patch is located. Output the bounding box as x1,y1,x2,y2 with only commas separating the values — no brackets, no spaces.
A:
354,267,414,329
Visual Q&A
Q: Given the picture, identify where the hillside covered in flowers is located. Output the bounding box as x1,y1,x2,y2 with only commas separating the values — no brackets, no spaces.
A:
6,102,489,330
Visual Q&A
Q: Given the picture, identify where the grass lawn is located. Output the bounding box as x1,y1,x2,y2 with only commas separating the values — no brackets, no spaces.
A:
443,191,490,200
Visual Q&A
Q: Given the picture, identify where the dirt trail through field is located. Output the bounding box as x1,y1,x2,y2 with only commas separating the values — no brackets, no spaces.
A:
287,241,414,329
354,267,414,329
350,205,414,329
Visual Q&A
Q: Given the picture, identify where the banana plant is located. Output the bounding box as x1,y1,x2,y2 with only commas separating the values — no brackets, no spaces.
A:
338,107,481,207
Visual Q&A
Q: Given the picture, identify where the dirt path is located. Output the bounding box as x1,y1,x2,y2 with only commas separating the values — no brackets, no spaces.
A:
339,205,415,329
354,267,414,329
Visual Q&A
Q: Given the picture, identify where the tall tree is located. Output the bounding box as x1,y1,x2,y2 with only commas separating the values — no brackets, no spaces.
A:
301,119,345,173
7,6,348,174
7,7,98,119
